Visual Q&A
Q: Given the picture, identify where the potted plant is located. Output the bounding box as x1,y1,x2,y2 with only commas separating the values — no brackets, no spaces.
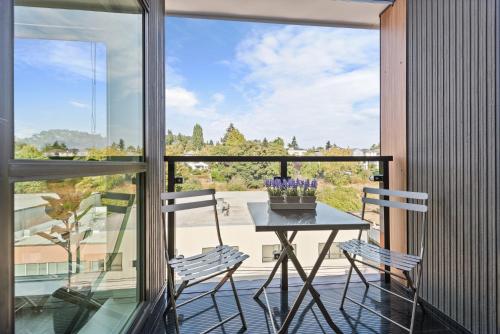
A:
265,178,284,203
301,179,318,203
285,179,300,203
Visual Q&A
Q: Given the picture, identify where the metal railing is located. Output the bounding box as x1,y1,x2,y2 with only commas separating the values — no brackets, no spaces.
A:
164,155,393,283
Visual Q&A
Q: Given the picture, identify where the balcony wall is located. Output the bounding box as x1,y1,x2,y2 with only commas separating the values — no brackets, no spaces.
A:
406,0,499,332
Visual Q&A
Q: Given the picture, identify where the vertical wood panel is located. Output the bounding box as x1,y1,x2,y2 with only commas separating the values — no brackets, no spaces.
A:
380,0,407,263
407,0,498,332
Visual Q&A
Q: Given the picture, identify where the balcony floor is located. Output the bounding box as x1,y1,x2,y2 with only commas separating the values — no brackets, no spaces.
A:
147,276,465,334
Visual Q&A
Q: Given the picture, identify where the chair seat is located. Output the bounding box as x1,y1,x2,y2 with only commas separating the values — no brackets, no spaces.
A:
340,239,421,272
169,245,249,281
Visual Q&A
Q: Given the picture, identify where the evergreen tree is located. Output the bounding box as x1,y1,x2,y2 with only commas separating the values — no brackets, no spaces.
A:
289,136,299,149
262,137,268,146
192,124,204,150
325,140,332,150
166,130,175,145
222,123,245,145
208,139,214,146
118,139,125,151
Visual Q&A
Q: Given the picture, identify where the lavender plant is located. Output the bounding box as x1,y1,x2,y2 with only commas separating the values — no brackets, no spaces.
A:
285,178,299,197
301,179,318,197
265,178,284,196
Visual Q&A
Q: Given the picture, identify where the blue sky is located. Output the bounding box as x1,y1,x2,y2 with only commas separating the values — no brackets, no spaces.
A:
14,39,107,139
166,17,380,148
14,16,380,149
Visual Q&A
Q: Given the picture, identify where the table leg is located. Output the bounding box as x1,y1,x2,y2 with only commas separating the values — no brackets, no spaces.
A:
281,231,288,291
275,230,342,334
275,232,321,299
254,231,298,299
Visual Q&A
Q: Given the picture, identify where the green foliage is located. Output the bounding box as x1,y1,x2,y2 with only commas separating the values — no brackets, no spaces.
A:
176,178,202,192
288,136,299,149
15,181,47,194
227,176,247,191
43,140,68,152
300,162,322,179
221,123,245,146
118,139,125,151
76,174,127,193
318,186,361,212
15,143,46,159
192,124,204,150
165,123,374,200
166,130,175,145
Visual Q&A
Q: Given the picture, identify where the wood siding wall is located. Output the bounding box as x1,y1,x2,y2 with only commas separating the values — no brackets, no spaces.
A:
407,0,499,332
380,0,407,259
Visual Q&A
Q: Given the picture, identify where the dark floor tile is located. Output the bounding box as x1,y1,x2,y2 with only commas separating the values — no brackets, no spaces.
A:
149,279,460,334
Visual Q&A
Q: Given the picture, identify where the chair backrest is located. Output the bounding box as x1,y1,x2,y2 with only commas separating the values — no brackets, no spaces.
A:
362,187,428,215
362,187,428,257
161,189,217,213
161,189,223,249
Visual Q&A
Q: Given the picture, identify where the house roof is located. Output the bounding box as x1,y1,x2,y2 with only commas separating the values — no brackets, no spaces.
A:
165,0,393,29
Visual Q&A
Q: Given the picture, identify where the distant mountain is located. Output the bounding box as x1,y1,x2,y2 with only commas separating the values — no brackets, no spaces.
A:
17,129,107,150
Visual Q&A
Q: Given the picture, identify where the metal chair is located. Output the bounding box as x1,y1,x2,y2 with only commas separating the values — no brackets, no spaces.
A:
161,189,249,334
339,187,428,333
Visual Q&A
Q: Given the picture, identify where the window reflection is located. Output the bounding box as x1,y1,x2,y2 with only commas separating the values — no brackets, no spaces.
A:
14,1,143,161
14,174,139,333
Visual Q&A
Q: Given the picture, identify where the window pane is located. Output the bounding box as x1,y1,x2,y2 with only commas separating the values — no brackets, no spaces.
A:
14,1,144,161
14,174,140,333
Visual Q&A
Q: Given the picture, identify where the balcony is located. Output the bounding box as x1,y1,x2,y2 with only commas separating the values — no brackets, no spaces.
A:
2,0,499,333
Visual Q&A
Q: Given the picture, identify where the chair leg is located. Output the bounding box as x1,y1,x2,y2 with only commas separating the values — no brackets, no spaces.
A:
409,264,423,334
340,252,354,310
340,251,367,310
404,270,425,314
164,270,181,334
211,267,236,296
229,276,247,329
344,252,369,289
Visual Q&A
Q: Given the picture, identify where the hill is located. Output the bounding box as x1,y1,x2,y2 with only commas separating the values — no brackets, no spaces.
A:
17,129,107,150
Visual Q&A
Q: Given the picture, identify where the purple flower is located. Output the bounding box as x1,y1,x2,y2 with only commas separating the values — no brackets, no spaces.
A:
311,179,318,189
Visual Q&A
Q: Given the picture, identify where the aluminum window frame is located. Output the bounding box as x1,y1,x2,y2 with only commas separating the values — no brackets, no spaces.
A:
0,0,151,332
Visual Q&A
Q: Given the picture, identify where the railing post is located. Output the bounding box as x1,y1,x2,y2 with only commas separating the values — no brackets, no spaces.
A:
167,160,176,261
280,160,288,291
381,160,391,283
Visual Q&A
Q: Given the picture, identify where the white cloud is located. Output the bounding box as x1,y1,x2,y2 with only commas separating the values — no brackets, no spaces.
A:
165,86,199,108
69,100,90,109
166,25,380,148
212,93,225,104
231,26,380,148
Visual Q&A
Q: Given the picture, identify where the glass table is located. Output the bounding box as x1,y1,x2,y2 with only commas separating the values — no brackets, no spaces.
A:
247,202,370,334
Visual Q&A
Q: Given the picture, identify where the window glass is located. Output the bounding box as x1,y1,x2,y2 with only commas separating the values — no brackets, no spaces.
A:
319,242,344,260
262,244,297,263
14,1,144,161
14,173,140,333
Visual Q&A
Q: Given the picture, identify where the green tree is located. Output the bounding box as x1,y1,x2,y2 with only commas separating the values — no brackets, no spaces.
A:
325,140,332,150
43,141,68,152
118,139,125,151
192,123,204,150
289,136,299,149
15,143,46,159
221,123,245,147
166,130,175,145
272,137,285,148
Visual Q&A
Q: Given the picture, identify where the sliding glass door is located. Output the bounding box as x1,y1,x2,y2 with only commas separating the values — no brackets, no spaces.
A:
10,0,146,332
